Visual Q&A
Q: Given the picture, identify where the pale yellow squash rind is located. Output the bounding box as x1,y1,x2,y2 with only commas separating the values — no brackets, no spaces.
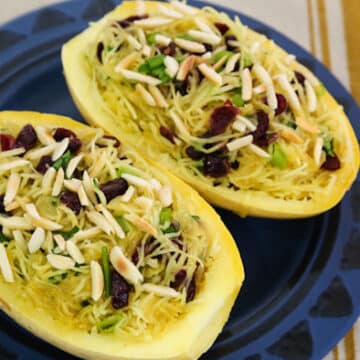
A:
0,111,244,360
61,1,359,218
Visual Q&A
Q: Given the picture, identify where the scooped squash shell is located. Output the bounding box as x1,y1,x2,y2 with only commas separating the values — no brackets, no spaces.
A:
62,1,359,218
0,111,244,360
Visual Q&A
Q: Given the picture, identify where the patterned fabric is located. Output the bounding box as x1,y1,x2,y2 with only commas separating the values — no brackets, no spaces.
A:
1,1,359,359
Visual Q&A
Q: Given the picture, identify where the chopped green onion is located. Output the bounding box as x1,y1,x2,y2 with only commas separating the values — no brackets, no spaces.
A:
191,215,200,222
116,166,138,177
159,208,172,225
232,92,244,107
116,216,132,233
98,315,122,333
164,224,178,234
48,272,68,284
147,55,166,69
139,62,151,74
53,150,72,171
147,32,159,45
323,137,335,157
51,196,59,206
269,143,288,169
213,50,233,63
62,226,80,240
242,53,253,68
102,246,111,297
93,178,100,189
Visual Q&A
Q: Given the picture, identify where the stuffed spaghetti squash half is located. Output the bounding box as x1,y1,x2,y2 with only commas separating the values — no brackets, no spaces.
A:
0,111,243,360
62,1,359,218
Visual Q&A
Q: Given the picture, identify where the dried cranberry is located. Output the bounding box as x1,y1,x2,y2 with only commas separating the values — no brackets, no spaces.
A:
322,154,341,171
132,248,139,265
96,42,104,64
225,35,238,51
252,111,269,140
208,103,239,136
111,271,130,309
0,134,16,151
203,155,230,178
15,124,37,151
60,191,82,215
186,274,196,302
72,169,83,180
117,14,148,28
0,195,5,214
170,270,187,290
103,135,120,148
68,138,82,154
185,146,203,160
53,128,76,141
160,126,176,144
36,156,52,174
100,178,129,202
254,132,279,147
161,42,177,56
275,94,288,115
295,71,306,86
214,22,229,35
231,160,240,170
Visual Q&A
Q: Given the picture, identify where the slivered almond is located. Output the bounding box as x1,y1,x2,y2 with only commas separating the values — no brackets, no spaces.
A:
241,68,253,101
253,64,273,84
52,138,69,161
121,185,135,202
136,0,146,15
236,115,257,132
253,84,266,95
126,34,142,50
169,110,190,138
195,18,214,34
64,179,81,193
52,168,64,196
188,30,221,45
158,3,183,18
225,53,241,73
87,211,113,235
77,185,90,207
201,52,212,60
148,85,169,108
266,84,278,110
89,150,107,178
0,148,25,159
42,167,56,194
4,173,20,206
66,154,84,179
176,55,196,81
67,240,85,264
110,246,143,285
0,244,14,283
248,144,270,158
0,216,33,230
213,56,228,71
96,204,125,239
142,283,179,298
149,178,162,191
47,254,75,270
295,117,320,135
305,80,317,113
314,137,324,166
281,129,304,144
0,159,29,173
227,135,254,152
155,34,172,47
5,200,21,212
232,119,247,133
91,261,104,301
134,17,173,28
35,126,55,146
170,1,197,15
82,171,98,204
53,234,66,251
142,45,151,57
164,56,179,78
121,173,151,189
71,227,102,243
124,213,157,237
198,63,222,86
28,227,45,254
118,69,161,86
277,74,301,110
24,203,62,231
115,53,137,72
158,185,173,207
136,84,156,107
174,38,205,54
25,143,57,160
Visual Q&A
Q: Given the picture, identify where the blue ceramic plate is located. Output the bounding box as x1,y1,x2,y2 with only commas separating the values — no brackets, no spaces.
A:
0,1,359,359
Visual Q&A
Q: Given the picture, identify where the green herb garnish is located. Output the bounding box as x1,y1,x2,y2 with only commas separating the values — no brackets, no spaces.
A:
0,231,10,243
323,137,335,157
101,247,111,297
191,215,200,222
213,50,233,63
242,53,253,68
98,315,122,333
48,272,68,284
52,150,72,171
116,216,132,233
159,208,172,225
269,143,288,169
147,32,159,45
62,226,80,240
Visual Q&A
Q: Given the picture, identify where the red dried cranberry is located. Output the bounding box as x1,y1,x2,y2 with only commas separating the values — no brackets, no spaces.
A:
185,146,203,160
15,124,37,151
111,271,130,309
275,94,288,115
209,102,239,136
322,154,341,171
68,138,82,154
225,35,238,51
53,128,76,141
254,132,279,147
160,126,176,144
295,71,306,86
117,14,148,28
0,134,16,151
214,22,229,35
103,135,120,148
203,155,230,178
72,169,83,180
0,195,5,214
132,248,139,265
161,42,177,56
36,156,53,174
186,274,196,302
100,178,129,202
231,160,240,170
170,269,187,290
252,111,269,140
60,191,82,215
96,42,104,64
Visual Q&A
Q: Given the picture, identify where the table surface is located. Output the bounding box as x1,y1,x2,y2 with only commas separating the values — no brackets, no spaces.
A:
1,1,359,360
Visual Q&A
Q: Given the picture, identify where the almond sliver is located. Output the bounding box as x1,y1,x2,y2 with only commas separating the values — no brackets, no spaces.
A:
47,254,75,270
296,117,320,134
28,227,45,254
124,213,157,237
174,38,205,54
142,283,179,298
52,138,70,161
0,160,29,173
0,244,14,283
4,173,20,206
67,240,85,264
87,211,113,235
281,129,304,144
91,260,104,301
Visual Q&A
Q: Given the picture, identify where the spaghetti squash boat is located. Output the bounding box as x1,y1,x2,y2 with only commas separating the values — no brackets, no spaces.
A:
62,1,359,218
0,111,243,360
